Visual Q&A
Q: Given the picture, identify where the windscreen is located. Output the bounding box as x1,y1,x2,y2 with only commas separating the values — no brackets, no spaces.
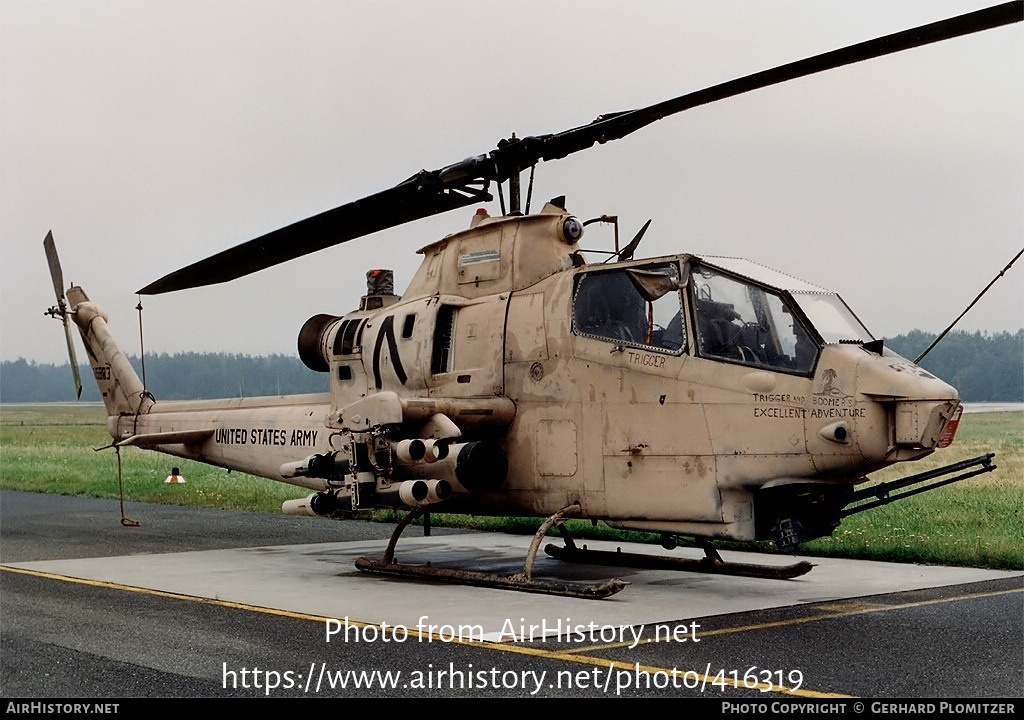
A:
790,292,873,344
691,267,817,374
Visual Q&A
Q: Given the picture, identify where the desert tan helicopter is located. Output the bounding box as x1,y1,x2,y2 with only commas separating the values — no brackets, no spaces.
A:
46,2,1017,598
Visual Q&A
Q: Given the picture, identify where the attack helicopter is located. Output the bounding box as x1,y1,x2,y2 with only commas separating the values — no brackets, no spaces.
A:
46,2,1017,598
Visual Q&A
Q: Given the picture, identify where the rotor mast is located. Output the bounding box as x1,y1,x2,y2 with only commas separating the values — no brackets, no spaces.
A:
496,133,536,216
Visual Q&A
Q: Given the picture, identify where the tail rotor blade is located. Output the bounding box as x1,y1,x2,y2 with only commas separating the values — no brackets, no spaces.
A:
63,315,83,399
42,231,83,398
43,231,66,310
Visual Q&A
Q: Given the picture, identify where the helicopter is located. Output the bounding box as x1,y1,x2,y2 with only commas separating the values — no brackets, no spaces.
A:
44,2,1018,598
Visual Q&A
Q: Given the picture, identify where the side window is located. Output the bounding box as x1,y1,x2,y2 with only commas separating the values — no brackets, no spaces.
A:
691,267,816,373
572,264,685,353
431,305,456,374
402,314,415,339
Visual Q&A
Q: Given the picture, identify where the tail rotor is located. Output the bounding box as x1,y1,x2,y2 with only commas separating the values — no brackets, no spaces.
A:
43,231,83,399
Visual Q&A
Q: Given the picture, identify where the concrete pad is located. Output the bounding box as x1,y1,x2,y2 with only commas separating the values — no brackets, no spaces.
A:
10,533,1021,643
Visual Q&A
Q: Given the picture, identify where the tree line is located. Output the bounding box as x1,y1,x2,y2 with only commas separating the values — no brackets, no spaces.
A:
1,329,1021,402
881,329,1022,403
0,352,327,403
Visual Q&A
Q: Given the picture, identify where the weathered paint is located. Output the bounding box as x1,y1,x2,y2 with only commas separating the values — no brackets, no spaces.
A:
68,200,960,546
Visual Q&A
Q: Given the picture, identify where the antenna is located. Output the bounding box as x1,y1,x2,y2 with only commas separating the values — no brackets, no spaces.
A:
136,297,147,391
915,246,1024,363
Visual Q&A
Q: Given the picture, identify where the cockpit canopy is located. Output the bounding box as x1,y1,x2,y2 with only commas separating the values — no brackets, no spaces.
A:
572,255,873,375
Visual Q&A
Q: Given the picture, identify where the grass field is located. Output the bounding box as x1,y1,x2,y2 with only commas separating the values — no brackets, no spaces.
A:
1,403,1020,570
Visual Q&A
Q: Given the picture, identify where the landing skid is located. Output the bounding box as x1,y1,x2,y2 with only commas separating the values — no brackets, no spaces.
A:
356,505,813,598
545,537,814,580
355,504,628,599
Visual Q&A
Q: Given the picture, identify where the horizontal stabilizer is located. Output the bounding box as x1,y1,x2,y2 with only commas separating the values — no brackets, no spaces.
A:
115,429,215,448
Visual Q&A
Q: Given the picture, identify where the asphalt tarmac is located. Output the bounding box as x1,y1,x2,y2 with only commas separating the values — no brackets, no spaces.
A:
1,490,1021,700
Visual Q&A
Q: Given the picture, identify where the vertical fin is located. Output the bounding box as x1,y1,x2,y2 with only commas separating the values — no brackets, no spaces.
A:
65,286,153,418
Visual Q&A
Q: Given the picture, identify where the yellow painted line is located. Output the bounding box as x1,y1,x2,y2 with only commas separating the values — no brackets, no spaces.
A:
2,564,847,697
697,587,1023,640
812,601,890,613
466,642,850,697
573,586,1024,653
1,565,336,624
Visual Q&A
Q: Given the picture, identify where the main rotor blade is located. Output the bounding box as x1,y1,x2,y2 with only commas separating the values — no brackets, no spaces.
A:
138,175,491,294
140,1,1021,294
490,1,1023,173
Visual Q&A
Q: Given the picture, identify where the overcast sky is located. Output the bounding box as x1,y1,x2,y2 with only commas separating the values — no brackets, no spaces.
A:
2,0,1020,367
